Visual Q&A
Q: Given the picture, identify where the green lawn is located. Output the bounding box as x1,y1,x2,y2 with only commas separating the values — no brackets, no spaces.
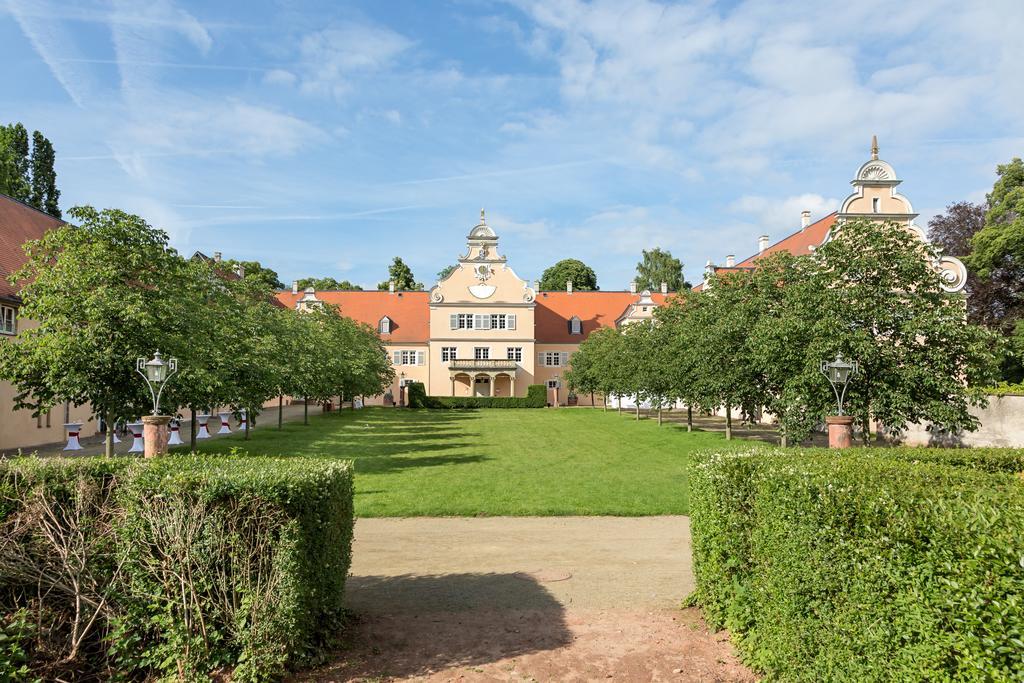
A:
183,407,736,517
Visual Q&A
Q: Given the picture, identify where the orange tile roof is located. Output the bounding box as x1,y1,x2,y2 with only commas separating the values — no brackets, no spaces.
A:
693,212,838,291
0,193,65,302
535,291,668,343
735,212,837,266
274,290,430,342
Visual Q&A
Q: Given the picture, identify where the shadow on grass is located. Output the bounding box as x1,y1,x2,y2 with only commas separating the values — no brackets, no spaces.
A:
297,573,571,681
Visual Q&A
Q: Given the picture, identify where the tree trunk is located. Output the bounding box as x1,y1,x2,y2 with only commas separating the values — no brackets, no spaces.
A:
591,391,595,407
245,408,251,440
190,408,197,452
780,432,788,448
104,407,114,458
278,395,283,429
658,404,663,426
635,401,640,420
603,393,608,411
862,410,870,447
686,406,692,432
303,397,309,425
725,403,732,441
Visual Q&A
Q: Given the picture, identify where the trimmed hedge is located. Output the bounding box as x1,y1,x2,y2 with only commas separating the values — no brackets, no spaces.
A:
407,381,546,408
690,447,1024,682
0,454,354,681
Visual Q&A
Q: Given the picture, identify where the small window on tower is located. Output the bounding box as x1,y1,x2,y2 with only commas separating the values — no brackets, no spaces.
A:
872,197,880,213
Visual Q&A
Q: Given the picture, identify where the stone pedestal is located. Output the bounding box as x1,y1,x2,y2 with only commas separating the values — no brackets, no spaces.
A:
826,415,855,449
142,415,172,458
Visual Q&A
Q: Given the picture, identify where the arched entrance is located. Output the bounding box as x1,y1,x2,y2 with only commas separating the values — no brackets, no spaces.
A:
451,373,472,396
493,373,512,397
472,373,491,397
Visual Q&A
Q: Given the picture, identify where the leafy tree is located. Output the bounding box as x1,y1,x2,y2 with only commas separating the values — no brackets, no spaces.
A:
969,158,1024,279
219,259,285,290
0,206,188,456
29,131,60,219
635,247,688,292
296,276,362,291
622,319,676,424
566,327,624,410
437,264,457,281
0,124,60,218
0,123,30,200
539,258,598,291
377,257,423,291
778,219,1000,443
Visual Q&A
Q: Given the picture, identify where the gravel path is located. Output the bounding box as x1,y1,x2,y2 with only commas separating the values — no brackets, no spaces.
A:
297,517,755,682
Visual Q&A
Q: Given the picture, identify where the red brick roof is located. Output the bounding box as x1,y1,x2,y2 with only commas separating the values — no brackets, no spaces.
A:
274,290,430,342
0,193,65,301
535,291,668,343
694,212,838,291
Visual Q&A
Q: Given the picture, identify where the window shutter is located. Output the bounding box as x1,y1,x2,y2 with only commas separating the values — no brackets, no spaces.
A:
417,351,425,365
538,352,545,367
392,351,401,365
450,314,458,330
560,352,569,367
507,314,516,330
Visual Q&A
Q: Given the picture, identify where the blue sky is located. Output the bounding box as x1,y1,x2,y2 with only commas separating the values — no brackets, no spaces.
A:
2,0,1022,289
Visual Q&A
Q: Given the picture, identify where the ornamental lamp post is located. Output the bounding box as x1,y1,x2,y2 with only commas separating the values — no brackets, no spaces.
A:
820,354,859,449
135,350,179,457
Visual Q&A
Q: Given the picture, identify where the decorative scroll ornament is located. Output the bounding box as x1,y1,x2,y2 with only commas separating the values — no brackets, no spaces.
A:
860,164,889,180
523,289,535,303
430,288,444,303
936,256,968,293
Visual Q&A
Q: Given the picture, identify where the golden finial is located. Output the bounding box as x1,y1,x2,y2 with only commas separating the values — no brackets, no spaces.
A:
480,208,486,223
871,134,879,160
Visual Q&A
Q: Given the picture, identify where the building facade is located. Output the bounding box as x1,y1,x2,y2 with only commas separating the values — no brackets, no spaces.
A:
275,212,669,405
700,137,968,293
0,194,95,453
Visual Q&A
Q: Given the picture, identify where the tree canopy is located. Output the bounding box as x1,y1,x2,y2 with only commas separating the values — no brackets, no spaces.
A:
0,122,60,217
969,158,1024,278
296,276,363,291
635,248,688,292
377,257,423,291
437,264,457,281
218,259,285,290
539,258,598,291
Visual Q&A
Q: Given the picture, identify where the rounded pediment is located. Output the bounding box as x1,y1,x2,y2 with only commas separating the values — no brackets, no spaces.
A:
468,223,496,240
855,159,897,183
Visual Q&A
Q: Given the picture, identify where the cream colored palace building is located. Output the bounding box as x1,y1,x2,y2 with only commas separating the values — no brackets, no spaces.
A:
276,212,668,406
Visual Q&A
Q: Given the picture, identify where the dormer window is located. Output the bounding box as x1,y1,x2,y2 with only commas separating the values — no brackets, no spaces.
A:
378,316,392,334
568,316,583,335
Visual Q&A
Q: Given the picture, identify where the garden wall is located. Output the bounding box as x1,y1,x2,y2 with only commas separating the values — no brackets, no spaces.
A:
896,393,1024,447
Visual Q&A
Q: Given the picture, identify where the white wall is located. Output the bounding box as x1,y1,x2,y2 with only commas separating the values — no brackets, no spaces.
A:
899,394,1024,447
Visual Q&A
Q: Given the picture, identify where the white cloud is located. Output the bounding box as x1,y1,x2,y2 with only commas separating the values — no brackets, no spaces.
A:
297,22,413,99
732,193,840,233
263,68,297,86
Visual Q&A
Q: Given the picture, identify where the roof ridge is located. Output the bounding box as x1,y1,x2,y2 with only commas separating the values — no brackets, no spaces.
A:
0,191,64,223
736,211,837,266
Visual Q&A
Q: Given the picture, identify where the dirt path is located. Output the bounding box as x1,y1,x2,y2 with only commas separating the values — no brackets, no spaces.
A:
297,517,755,682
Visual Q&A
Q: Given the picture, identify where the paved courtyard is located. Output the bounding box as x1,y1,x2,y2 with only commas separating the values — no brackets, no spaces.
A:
298,517,755,682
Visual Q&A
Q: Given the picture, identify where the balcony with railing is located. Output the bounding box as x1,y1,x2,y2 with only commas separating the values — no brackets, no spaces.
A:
448,358,518,372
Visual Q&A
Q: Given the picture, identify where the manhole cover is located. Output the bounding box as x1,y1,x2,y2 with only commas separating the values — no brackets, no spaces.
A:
514,569,572,582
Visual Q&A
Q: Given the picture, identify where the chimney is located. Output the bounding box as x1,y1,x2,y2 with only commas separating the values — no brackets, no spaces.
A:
660,282,668,294
758,235,769,253
726,254,735,267
291,280,298,294
629,281,637,294
235,264,245,279
566,279,573,294
389,280,395,294
213,251,222,263
801,210,811,229
534,279,541,291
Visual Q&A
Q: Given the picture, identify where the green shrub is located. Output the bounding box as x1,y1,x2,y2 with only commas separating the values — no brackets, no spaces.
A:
690,447,1024,682
0,455,354,682
788,445,1024,475
407,382,546,408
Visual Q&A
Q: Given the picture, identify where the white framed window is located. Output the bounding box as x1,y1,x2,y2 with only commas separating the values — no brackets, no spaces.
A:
872,197,880,213
450,313,474,330
506,347,523,362
547,378,561,389
0,305,15,335
392,350,425,366
474,347,490,360
448,313,516,331
473,314,491,330
538,351,570,367
378,316,391,334
568,316,582,335
441,346,457,362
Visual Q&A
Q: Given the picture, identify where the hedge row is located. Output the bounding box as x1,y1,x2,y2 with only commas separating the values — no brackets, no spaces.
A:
0,454,354,682
407,382,547,408
689,447,1024,682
